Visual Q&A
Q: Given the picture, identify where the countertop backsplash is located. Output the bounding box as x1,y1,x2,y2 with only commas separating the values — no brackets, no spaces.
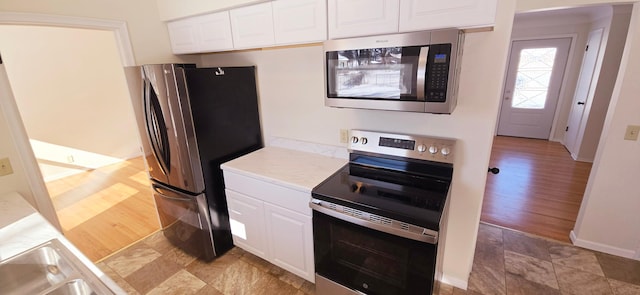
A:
267,136,348,160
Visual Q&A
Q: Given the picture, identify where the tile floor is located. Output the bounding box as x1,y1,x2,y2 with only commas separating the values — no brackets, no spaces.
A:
440,223,640,295
98,223,640,295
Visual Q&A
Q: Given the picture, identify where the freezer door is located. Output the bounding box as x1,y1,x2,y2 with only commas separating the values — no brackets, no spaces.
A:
152,182,215,260
141,64,204,193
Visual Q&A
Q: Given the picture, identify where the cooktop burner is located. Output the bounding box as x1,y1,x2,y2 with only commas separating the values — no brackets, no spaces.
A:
312,164,449,230
312,130,456,231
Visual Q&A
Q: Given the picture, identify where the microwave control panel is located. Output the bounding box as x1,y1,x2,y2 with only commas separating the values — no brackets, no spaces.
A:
425,44,452,103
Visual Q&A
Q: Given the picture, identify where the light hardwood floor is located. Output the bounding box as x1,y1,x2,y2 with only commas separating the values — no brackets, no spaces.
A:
46,157,160,262
481,136,593,242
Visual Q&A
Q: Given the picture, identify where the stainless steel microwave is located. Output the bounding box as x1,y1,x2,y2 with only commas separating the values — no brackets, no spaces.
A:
324,29,464,114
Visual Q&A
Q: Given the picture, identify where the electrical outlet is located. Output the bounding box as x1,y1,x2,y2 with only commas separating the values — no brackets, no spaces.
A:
0,157,13,176
624,125,640,141
340,129,349,144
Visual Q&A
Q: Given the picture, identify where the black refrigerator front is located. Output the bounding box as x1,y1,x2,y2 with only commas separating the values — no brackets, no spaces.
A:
138,64,262,260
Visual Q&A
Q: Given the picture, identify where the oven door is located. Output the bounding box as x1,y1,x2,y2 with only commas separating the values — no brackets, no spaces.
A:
313,210,437,295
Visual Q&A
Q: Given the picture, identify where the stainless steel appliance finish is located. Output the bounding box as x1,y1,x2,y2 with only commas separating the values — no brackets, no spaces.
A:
311,129,455,295
324,30,464,114
135,64,262,260
310,198,439,244
141,64,204,193
0,239,115,295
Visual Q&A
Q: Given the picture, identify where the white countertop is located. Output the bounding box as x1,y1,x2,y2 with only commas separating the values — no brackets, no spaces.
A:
0,192,126,294
221,146,347,193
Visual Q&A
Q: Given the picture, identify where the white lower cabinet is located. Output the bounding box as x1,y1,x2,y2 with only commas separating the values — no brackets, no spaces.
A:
225,185,315,282
264,203,314,281
226,190,267,258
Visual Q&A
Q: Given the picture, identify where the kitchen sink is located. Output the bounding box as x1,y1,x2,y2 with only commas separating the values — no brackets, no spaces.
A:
0,239,115,295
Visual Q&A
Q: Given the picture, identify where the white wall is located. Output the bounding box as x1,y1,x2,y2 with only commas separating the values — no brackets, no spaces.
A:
0,0,191,65
571,2,640,259
0,65,34,204
0,26,141,177
199,2,517,286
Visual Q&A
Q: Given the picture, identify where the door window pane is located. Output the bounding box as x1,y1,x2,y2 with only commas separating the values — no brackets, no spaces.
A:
512,48,557,109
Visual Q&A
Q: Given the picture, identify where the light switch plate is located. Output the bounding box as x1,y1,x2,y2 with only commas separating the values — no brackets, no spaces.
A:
624,125,640,141
0,157,13,176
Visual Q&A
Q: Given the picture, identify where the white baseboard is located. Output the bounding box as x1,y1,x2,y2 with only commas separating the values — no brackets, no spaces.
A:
570,230,637,259
440,274,468,290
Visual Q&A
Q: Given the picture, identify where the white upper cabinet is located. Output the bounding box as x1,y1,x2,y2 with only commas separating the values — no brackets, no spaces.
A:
230,2,276,49
399,0,498,32
167,18,199,54
327,0,400,39
193,12,234,52
273,0,327,45
167,11,233,54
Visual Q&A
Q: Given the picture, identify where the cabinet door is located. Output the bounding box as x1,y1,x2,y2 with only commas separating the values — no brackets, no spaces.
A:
399,0,498,32
193,11,234,52
167,18,199,54
273,0,327,45
226,190,268,259
230,2,275,49
327,0,399,39
264,203,314,282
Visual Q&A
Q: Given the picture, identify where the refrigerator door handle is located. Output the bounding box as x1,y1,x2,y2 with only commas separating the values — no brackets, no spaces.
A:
153,185,193,202
143,80,171,175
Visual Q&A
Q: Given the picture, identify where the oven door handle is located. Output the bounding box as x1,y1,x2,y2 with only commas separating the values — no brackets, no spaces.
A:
310,199,438,244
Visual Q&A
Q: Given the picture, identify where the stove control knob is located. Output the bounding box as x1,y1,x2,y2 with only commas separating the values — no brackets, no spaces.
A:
417,144,427,153
351,136,359,144
428,145,439,154
360,137,368,145
441,147,451,156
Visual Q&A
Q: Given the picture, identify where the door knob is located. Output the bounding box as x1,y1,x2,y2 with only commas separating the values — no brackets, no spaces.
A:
577,101,585,105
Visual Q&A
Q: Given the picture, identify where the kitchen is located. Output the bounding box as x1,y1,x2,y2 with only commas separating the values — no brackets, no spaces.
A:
0,0,639,294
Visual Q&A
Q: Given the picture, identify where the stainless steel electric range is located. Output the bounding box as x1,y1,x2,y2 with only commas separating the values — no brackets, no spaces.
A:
310,129,455,295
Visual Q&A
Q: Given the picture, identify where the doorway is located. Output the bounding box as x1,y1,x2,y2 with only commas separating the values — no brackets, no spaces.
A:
0,25,159,261
483,5,630,243
497,37,572,139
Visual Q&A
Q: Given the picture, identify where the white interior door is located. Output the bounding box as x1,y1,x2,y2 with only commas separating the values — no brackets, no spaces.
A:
497,38,572,139
563,28,604,156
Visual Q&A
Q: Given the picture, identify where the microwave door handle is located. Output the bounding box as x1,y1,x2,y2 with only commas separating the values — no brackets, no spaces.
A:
416,46,429,101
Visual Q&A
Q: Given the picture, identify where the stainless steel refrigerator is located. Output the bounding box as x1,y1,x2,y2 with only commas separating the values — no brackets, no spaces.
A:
133,64,262,260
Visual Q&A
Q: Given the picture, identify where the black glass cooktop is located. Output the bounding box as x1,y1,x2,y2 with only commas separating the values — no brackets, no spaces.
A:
312,154,452,231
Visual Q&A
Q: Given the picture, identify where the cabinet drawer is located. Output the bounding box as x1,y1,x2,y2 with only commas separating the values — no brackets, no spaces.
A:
223,171,312,216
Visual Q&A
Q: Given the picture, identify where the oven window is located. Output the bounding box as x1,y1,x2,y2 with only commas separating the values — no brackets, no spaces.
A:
333,224,408,288
314,211,436,295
